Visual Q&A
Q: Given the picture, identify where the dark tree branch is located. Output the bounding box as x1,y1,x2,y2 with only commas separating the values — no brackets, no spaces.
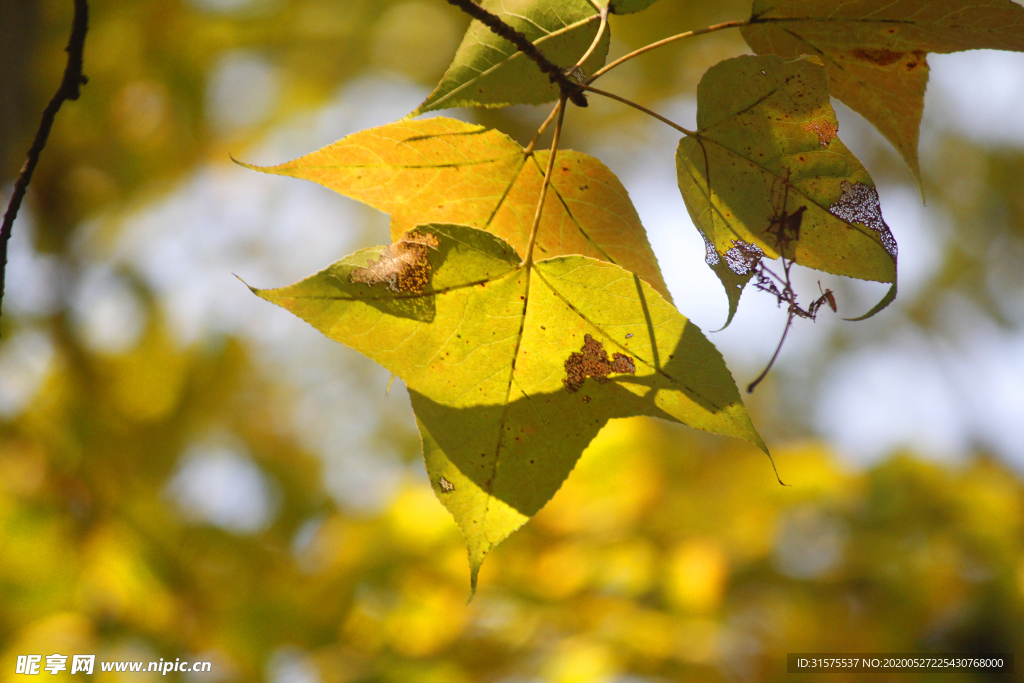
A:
0,0,89,332
445,0,588,107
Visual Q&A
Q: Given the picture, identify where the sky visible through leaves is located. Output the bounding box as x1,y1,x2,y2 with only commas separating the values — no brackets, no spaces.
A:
3,0,1024,681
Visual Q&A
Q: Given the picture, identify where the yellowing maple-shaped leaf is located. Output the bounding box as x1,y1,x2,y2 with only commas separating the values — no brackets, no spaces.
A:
741,0,1024,188
410,0,609,116
248,224,765,590
677,55,898,325
238,116,670,300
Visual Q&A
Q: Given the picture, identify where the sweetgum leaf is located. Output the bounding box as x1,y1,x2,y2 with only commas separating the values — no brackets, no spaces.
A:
238,116,670,300
248,224,765,591
676,55,898,326
410,0,610,115
741,0,1024,190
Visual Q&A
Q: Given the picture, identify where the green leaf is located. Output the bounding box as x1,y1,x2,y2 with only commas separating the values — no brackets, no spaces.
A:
676,55,898,325
609,0,660,14
248,224,765,591
741,0,1024,190
410,0,609,115
237,116,671,301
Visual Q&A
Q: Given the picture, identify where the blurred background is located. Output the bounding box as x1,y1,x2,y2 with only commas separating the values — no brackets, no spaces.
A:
2,0,1024,680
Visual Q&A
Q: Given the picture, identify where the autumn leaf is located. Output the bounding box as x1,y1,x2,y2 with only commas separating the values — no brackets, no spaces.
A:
676,55,898,326
237,116,670,300
247,224,765,590
741,0,1024,189
410,0,610,116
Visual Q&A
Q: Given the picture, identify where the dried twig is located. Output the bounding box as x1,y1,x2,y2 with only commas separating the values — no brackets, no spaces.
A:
746,173,836,393
0,0,90,332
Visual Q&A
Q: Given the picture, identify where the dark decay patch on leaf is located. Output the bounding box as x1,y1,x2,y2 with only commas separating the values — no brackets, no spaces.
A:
350,231,440,294
828,181,898,260
563,334,636,393
852,48,904,66
802,120,838,148
905,50,927,71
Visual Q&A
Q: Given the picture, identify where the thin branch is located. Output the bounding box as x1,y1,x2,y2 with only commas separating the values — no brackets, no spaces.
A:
521,3,604,158
747,312,792,394
444,0,588,107
587,19,749,83
524,97,568,267
0,0,90,332
581,84,696,136
574,4,608,72
746,179,835,393
524,101,562,156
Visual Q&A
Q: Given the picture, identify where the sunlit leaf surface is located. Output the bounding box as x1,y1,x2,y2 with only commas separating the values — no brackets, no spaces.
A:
741,0,1024,187
676,55,898,325
250,224,764,587
7,2,1024,678
411,0,609,115
239,116,670,299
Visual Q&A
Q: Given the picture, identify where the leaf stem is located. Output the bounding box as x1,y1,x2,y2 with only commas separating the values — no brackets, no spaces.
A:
747,310,792,394
581,84,696,136
524,101,562,156
0,0,89,334
574,4,609,71
524,97,568,267
587,19,749,83
443,0,588,107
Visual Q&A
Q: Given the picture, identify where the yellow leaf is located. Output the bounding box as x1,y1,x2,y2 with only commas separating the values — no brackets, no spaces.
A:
742,0,1024,190
238,117,671,300
249,224,765,592
677,55,898,323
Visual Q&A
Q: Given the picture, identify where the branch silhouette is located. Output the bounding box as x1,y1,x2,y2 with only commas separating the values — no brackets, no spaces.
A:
445,0,589,107
0,0,90,333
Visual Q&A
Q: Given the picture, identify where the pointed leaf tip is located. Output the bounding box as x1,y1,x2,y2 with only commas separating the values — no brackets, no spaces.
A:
844,280,898,322
676,55,897,324
255,224,764,588
231,155,267,173
250,116,671,300
233,273,260,295
742,0,1024,191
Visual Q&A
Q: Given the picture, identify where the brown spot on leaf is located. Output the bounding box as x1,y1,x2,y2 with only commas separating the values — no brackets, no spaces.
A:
852,48,904,66
350,231,439,294
802,120,838,148
905,50,927,71
438,476,455,492
563,334,636,393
